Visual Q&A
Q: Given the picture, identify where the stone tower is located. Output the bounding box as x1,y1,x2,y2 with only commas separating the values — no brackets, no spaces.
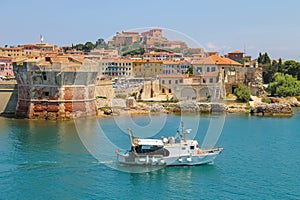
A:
13,56,99,119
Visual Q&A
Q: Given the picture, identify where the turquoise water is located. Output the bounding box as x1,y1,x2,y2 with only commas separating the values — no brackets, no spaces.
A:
0,111,299,199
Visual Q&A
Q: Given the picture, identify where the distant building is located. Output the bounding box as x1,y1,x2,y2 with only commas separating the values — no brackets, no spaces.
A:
225,50,244,62
108,31,140,47
162,60,191,74
132,60,163,78
0,57,14,79
0,47,23,57
143,51,183,61
86,48,120,61
99,59,133,79
0,42,58,58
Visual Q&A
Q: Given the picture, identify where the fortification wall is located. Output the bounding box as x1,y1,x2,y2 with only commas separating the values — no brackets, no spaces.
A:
0,81,18,115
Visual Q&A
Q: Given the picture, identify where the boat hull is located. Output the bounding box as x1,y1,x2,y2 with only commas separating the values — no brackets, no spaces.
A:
117,149,222,166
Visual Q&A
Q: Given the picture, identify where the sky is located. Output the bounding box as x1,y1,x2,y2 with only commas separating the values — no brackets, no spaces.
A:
1,0,300,60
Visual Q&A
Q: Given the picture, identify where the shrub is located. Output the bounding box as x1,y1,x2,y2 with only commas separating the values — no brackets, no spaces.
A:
268,73,300,97
234,84,251,102
261,97,272,104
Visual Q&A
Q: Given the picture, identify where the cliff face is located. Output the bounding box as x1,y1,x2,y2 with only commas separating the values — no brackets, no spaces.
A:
13,57,99,119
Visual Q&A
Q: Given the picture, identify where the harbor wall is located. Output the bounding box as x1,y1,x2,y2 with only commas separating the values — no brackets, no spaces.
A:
0,81,18,116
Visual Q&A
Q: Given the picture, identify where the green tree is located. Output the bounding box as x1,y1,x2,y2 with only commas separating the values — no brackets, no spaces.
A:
185,66,193,75
83,41,95,53
268,73,300,97
282,60,300,80
95,38,108,49
74,43,84,51
234,84,251,102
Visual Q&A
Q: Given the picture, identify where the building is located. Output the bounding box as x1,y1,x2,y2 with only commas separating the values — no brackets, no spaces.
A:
13,56,99,119
108,31,140,47
0,47,23,57
158,74,189,95
0,42,58,58
225,50,244,62
100,59,133,79
143,51,183,61
132,60,163,78
162,60,191,74
0,57,14,79
90,48,119,58
157,73,223,101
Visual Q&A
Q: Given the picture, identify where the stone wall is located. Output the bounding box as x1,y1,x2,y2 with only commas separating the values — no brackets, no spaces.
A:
13,59,99,119
0,81,18,115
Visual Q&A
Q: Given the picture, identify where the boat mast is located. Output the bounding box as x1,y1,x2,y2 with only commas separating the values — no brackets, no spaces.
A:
181,121,187,142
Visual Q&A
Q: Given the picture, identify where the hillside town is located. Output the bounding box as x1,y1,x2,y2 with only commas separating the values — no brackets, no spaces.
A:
1,28,298,119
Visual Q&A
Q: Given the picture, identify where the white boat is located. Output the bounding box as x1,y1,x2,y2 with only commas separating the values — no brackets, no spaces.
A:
116,122,223,166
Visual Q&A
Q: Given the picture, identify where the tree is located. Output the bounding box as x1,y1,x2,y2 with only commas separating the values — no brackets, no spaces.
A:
185,66,193,75
95,38,108,49
282,60,300,80
234,84,251,102
268,73,300,97
83,42,95,53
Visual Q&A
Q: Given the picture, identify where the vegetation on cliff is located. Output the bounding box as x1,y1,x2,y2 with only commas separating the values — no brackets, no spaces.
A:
259,52,300,84
268,73,300,97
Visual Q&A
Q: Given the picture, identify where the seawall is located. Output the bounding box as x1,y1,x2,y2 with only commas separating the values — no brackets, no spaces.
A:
0,81,18,116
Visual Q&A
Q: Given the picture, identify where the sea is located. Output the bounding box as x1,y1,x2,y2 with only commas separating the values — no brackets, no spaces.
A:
0,110,299,200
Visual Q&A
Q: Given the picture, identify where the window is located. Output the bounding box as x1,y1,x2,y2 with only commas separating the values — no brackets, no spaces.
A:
169,89,172,93
197,67,202,73
162,80,165,84
207,67,210,72
42,72,47,80
211,67,216,72
169,80,171,84
44,92,49,97
175,80,178,84
210,78,213,83
162,88,165,93
190,146,195,150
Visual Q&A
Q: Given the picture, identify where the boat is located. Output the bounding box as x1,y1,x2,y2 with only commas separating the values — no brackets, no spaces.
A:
116,122,223,166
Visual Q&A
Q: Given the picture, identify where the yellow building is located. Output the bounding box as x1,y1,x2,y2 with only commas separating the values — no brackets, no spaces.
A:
132,60,163,78
0,47,24,57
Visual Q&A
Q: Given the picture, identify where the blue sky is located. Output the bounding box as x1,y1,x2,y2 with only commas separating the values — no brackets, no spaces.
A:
1,0,300,60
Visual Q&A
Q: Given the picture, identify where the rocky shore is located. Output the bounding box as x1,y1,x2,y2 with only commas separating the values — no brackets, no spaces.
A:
97,96,300,117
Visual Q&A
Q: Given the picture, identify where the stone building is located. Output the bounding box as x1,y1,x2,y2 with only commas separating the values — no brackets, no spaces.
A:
13,56,99,119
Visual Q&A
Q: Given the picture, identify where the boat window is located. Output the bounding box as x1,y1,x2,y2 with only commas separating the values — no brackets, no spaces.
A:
190,146,195,150
182,147,186,150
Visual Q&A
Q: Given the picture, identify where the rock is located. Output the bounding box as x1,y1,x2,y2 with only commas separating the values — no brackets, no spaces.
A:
149,104,164,113
198,103,211,112
103,109,112,115
211,103,226,112
174,101,200,112
251,103,293,116
278,97,300,107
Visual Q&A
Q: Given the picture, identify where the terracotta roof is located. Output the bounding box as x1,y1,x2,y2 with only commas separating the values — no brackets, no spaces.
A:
228,50,244,54
163,61,180,65
133,59,163,63
193,55,242,66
